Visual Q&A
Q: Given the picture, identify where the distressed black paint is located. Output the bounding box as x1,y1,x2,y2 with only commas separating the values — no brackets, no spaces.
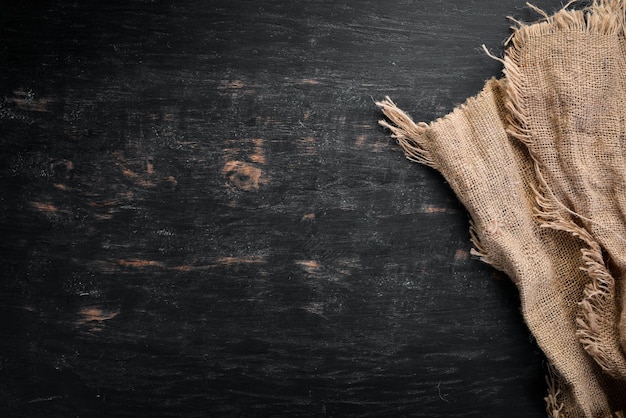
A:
1,1,560,416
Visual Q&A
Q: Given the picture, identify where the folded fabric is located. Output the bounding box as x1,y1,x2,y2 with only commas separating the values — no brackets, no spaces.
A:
378,1,626,416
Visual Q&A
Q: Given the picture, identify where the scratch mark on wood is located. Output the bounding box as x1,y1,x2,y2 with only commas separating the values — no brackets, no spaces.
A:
299,137,317,155
217,256,266,266
117,259,165,268
423,205,449,214
249,138,266,165
436,381,450,403
218,79,246,89
31,202,60,213
301,213,316,221
171,256,267,271
76,307,120,330
112,151,156,187
296,260,321,274
335,257,361,277
27,396,66,404
146,159,154,174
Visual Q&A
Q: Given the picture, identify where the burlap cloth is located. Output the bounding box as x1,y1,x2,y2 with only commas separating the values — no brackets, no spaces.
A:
378,1,626,416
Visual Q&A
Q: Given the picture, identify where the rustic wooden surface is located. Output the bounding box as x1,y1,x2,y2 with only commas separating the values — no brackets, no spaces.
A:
1,1,562,416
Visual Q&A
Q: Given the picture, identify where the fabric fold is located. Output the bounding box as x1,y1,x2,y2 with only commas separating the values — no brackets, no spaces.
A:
501,0,626,381
379,76,626,417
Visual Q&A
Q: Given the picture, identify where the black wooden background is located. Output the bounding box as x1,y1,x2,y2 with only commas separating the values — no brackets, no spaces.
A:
1,1,564,417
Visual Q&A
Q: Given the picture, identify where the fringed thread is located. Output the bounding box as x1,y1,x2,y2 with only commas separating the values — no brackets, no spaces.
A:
529,169,626,378
503,0,626,379
507,1,626,38
377,96,502,272
376,97,438,169
544,362,565,418
469,220,499,269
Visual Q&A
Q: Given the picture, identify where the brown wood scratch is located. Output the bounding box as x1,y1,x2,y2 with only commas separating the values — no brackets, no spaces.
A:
249,138,266,164
171,256,267,271
299,137,317,155
296,260,321,274
217,256,266,266
117,259,165,268
76,307,119,324
218,79,246,89
301,213,316,221
31,202,60,213
76,307,120,332
423,205,449,214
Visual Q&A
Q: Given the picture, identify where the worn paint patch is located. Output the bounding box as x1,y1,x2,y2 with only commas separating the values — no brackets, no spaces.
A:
299,137,317,155
170,256,266,271
112,151,156,187
249,138,266,164
422,205,449,214
222,160,266,191
31,202,59,213
221,138,269,192
335,257,360,277
111,151,176,189
217,256,266,266
146,159,154,174
218,79,246,89
217,79,257,95
76,307,119,324
117,259,165,268
355,133,388,153
302,301,327,318
76,307,120,332
296,260,321,274
9,90,53,112
301,213,316,221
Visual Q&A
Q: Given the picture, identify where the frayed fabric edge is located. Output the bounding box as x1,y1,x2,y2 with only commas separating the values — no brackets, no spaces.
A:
376,95,502,270
502,0,626,379
504,0,626,43
545,362,566,418
376,97,437,169
544,364,626,418
529,166,626,380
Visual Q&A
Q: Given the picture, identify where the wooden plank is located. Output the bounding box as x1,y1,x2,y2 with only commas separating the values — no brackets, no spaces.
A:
0,1,561,416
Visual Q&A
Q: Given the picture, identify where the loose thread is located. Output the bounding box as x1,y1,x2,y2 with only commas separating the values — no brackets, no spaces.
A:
481,44,506,65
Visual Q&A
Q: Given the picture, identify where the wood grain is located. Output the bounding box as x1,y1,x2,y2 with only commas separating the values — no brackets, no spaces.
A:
0,1,561,416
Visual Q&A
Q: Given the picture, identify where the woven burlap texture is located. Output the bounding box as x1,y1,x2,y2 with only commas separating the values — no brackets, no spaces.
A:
378,1,626,416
